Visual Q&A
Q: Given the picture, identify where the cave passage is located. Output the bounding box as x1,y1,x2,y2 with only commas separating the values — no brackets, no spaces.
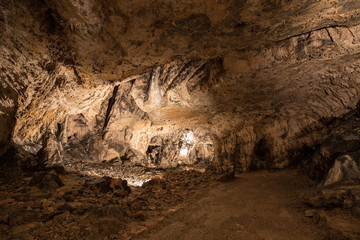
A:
1,0,360,239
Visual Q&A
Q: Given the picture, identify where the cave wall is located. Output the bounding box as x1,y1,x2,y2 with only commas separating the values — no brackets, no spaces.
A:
172,24,360,172
2,0,360,174
211,25,360,171
11,28,360,172
308,111,360,183
0,0,53,147
0,0,81,148
20,59,221,169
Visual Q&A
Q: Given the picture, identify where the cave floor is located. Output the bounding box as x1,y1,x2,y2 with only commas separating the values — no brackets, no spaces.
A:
1,168,359,239
134,170,355,240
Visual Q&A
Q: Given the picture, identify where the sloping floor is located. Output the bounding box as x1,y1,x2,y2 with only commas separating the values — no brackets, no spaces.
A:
134,170,327,240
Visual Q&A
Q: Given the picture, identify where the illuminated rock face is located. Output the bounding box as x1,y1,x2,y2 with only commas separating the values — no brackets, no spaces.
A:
2,0,360,177
55,59,220,169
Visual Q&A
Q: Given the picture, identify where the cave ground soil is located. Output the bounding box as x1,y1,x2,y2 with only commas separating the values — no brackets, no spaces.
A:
1,168,359,239
136,170,360,240
135,169,331,240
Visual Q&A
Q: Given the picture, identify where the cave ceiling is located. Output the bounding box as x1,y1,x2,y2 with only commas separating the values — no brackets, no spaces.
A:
43,0,360,80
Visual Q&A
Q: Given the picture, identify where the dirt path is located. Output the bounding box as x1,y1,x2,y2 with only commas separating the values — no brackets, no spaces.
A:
135,170,326,240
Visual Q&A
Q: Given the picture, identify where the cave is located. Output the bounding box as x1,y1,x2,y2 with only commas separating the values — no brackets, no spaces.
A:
1,0,360,239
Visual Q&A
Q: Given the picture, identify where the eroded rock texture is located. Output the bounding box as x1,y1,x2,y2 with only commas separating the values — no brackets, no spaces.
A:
48,59,220,171
309,111,360,185
2,0,360,178
31,0,360,81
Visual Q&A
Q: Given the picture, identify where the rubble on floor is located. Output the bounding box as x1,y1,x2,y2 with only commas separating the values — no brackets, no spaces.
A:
0,162,217,239
305,180,360,240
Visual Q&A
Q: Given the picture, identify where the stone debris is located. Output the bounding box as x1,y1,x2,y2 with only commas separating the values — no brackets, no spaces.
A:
162,206,183,216
29,170,64,190
313,210,328,227
306,180,360,239
304,209,316,217
307,181,360,209
0,165,217,239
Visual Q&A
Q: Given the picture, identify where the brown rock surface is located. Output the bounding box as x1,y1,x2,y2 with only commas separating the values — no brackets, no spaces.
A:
2,1,360,239
1,0,360,173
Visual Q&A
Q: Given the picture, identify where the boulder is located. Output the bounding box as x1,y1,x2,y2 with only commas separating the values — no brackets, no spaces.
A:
95,177,131,194
323,155,360,186
29,170,64,191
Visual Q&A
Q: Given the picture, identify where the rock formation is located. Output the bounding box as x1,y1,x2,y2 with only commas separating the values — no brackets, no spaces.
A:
1,0,360,183
2,1,360,239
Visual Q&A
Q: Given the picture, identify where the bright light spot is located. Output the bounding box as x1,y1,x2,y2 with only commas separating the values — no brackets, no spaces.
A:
127,177,154,187
128,180,144,187
184,132,194,143
179,131,194,157
180,148,188,156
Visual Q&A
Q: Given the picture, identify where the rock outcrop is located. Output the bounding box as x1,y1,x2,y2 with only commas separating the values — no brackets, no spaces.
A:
2,0,360,177
308,110,360,185
12,25,360,174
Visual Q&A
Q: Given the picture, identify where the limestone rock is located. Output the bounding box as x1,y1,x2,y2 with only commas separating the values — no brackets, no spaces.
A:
218,172,235,182
103,148,120,162
324,155,360,186
3,0,360,178
308,115,360,183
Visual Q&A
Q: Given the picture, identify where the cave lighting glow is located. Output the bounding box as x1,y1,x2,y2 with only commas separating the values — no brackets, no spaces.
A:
180,148,188,156
128,180,145,187
127,178,153,187
180,131,194,156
